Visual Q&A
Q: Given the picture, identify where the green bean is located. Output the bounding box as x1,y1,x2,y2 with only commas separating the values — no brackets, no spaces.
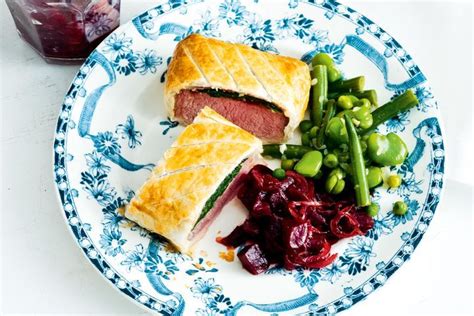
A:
361,90,419,136
299,120,313,133
315,99,336,149
310,65,328,127
262,144,312,159
393,201,408,215
344,113,371,206
294,150,323,177
329,76,365,93
262,144,282,158
366,203,380,217
272,168,286,180
284,145,314,159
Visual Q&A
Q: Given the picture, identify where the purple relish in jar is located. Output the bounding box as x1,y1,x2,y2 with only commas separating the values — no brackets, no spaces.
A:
6,0,120,63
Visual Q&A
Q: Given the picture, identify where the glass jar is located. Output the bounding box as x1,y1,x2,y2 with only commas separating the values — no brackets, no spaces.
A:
5,0,120,64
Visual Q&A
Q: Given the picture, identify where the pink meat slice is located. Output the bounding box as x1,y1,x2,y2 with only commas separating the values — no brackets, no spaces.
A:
188,156,261,243
174,90,289,142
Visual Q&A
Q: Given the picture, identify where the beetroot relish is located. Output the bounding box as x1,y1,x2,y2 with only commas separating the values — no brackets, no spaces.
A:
5,0,120,63
218,165,374,274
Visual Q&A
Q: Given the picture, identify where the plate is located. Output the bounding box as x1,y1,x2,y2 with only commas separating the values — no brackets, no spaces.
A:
53,0,445,314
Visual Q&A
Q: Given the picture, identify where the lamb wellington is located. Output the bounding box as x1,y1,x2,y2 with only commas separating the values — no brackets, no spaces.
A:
125,107,263,253
164,34,311,143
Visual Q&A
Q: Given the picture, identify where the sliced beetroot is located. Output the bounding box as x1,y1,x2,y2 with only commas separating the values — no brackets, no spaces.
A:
237,243,269,275
218,164,373,274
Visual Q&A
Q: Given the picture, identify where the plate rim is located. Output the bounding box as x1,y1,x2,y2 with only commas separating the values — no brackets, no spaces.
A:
52,0,446,314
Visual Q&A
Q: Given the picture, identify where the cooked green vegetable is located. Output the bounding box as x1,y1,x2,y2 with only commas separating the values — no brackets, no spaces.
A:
333,146,350,163
262,144,313,159
337,95,355,110
366,203,380,217
393,201,408,216
350,103,373,129
281,159,295,171
325,168,346,194
309,126,319,139
315,100,336,148
329,76,365,93
387,174,402,188
345,113,371,207
366,166,383,189
361,90,418,135
355,98,371,108
294,150,323,177
367,132,408,166
327,66,342,83
196,161,244,224
323,153,339,168
312,53,334,67
299,120,313,133
310,65,328,127
272,168,286,180
353,90,378,107
301,132,311,146
325,117,348,145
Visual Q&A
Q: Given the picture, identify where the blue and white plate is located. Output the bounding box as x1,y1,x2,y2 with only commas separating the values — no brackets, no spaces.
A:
53,0,445,314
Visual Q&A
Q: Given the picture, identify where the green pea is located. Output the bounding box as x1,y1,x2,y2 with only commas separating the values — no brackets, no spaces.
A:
327,65,342,82
366,203,380,217
294,150,323,177
299,120,313,133
387,174,402,188
337,95,354,110
325,168,346,194
312,53,334,67
323,153,338,168
366,166,383,189
309,126,319,139
301,132,311,146
393,201,408,215
281,159,295,171
272,168,286,180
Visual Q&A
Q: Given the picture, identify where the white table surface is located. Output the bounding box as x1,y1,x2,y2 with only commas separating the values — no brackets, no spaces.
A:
1,1,473,315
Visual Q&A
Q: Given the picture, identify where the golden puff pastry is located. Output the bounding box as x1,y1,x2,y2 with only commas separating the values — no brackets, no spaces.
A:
125,107,263,253
164,34,311,143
